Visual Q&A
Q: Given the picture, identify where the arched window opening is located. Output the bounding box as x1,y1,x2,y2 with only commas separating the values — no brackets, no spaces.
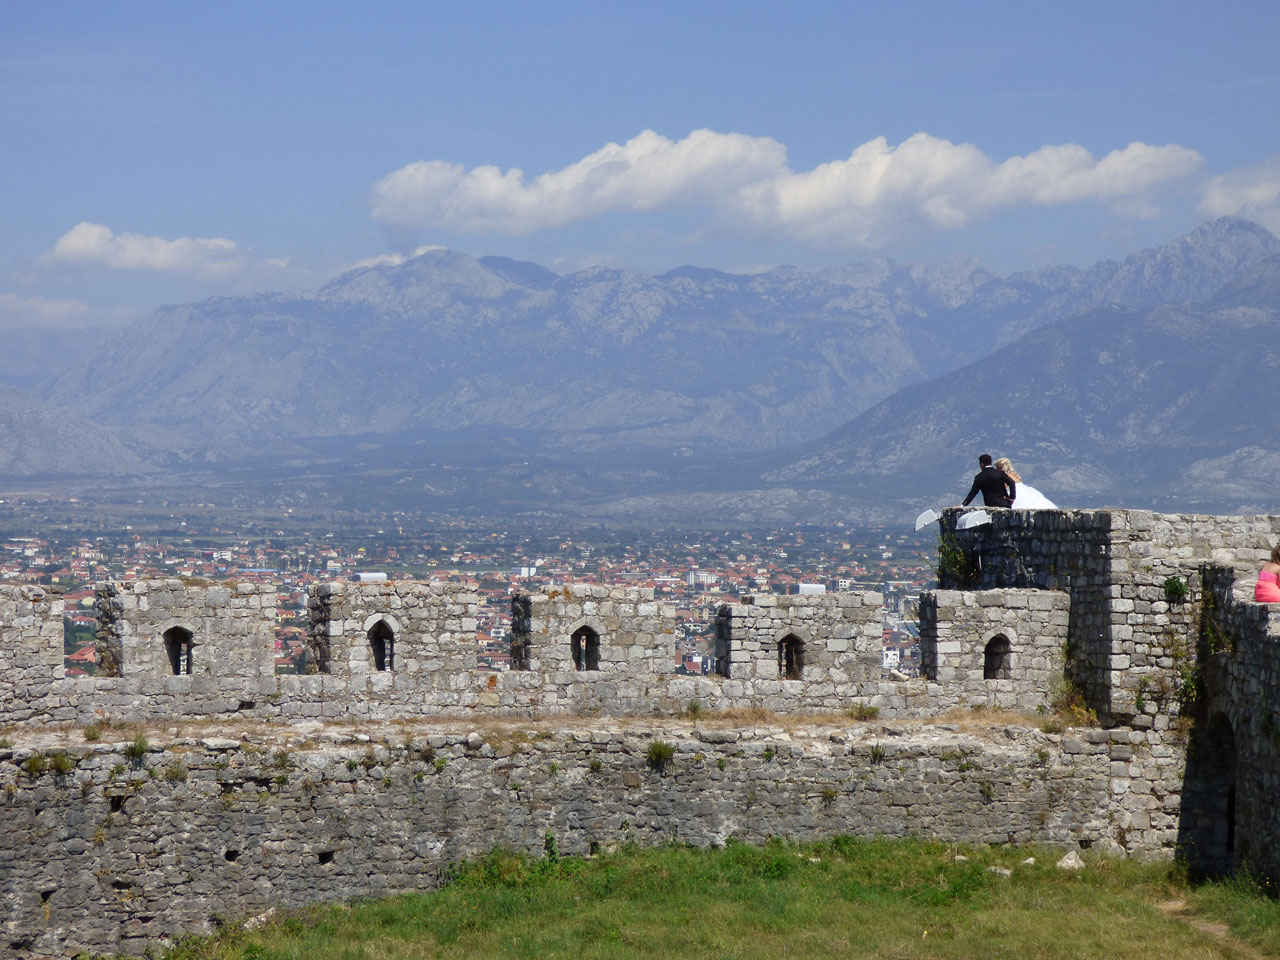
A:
163,626,193,676
778,634,804,680
509,594,532,671
713,607,732,678
571,626,600,671
984,635,1011,680
368,620,395,672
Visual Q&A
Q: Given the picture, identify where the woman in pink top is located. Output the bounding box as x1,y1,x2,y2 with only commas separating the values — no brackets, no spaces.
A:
1256,544,1280,602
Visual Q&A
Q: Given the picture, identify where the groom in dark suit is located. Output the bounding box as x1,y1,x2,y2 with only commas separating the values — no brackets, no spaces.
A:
961,453,1016,508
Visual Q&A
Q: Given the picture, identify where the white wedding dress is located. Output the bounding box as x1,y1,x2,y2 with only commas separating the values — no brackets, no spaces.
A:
1011,483,1057,509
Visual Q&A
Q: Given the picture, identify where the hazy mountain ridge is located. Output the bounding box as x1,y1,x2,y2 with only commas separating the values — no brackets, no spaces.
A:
0,381,149,477
7,217,1277,512
764,253,1280,512
35,218,1278,470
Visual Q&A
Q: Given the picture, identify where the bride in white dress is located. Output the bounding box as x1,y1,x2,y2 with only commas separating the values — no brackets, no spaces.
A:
995,458,1057,509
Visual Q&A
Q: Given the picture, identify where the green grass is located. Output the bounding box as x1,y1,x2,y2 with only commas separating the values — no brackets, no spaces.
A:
1190,870,1280,951
160,838,1280,960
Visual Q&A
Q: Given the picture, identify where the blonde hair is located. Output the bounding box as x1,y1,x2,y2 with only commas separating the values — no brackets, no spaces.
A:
994,457,1021,482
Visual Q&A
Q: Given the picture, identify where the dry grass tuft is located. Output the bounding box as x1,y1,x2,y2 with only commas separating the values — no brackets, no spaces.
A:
930,705,1042,733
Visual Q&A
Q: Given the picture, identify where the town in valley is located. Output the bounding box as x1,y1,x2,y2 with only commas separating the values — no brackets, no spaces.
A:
0,494,934,682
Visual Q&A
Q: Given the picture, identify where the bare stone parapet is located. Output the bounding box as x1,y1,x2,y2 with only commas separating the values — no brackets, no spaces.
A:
305,579,478,681
940,508,1280,722
0,585,64,723
0,719,1114,958
96,579,277,682
920,588,1070,713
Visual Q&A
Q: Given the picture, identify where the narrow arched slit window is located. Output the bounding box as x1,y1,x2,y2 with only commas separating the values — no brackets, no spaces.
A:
778,634,804,680
713,607,732,678
509,594,532,671
984,635,1011,680
163,626,193,676
571,626,600,671
368,620,395,672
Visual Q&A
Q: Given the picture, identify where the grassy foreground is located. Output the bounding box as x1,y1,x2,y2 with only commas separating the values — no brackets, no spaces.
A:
164,838,1280,960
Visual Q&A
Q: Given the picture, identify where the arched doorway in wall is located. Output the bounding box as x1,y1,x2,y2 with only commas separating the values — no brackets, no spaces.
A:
779,634,804,680
368,620,395,672
984,635,1012,680
571,626,600,671
163,626,193,676
1178,711,1238,878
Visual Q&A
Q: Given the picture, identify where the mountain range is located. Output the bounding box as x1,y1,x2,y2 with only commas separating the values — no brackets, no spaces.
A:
766,253,1280,513
2,216,1278,521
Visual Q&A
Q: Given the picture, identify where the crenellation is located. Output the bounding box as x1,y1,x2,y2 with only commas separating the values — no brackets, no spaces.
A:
4,508,1280,956
94,580,277,687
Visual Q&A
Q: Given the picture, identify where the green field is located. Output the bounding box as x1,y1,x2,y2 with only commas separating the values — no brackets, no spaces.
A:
163,838,1280,960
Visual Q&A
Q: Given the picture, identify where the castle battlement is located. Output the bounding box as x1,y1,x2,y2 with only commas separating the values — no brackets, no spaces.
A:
3,508,1280,957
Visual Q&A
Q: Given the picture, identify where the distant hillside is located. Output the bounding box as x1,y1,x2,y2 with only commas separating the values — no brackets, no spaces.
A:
38,218,1279,465
763,255,1280,514
0,328,97,390
0,381,150,477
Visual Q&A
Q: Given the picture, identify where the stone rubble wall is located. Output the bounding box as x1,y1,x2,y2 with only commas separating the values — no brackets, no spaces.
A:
919,589,1070,714
6,580,1023,723
521,584,679,709
0,586,64,723
718,592,883,682
4,509,1280,957
1101,512,1276,726
0,722,1116,959
940,509,1280,723
305,580,479,681
939,508,1117,716
96,580,277,682
0,520,1262,729
1184,566,1280,880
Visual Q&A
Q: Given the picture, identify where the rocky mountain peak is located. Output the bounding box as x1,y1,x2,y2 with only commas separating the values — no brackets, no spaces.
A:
319,248,514,310
1099,216,1280,308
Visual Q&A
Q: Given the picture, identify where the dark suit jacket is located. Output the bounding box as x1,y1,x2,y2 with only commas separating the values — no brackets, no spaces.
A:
962,466,1016,507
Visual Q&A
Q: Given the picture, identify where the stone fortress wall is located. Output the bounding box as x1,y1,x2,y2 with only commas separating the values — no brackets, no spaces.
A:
2,720,1114,959
937,507,1280,880
2,508,1280,957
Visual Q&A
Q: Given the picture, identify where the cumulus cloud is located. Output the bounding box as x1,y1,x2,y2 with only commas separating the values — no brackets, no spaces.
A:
41,222,247,279
371,129,786,234
370,129,1202,247
739,136,1202,244
346,244,447,271
0,293,90,327
1200,157,1280,234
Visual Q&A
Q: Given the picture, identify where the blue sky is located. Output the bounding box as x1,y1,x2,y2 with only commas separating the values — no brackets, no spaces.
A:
3,1,1280,326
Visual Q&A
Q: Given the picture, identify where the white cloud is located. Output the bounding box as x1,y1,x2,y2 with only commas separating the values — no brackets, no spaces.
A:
41,222,246,279
346,244,447,271
739,136,1202,244
0,292,90,327
371,129,785,234
370,130,1202,247
1200,157,1280,234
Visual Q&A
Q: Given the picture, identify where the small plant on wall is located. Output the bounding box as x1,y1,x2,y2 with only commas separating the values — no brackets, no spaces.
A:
645,740,675,773
936,532,977,587
1199,589,1233,656
1163,576,1189,604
